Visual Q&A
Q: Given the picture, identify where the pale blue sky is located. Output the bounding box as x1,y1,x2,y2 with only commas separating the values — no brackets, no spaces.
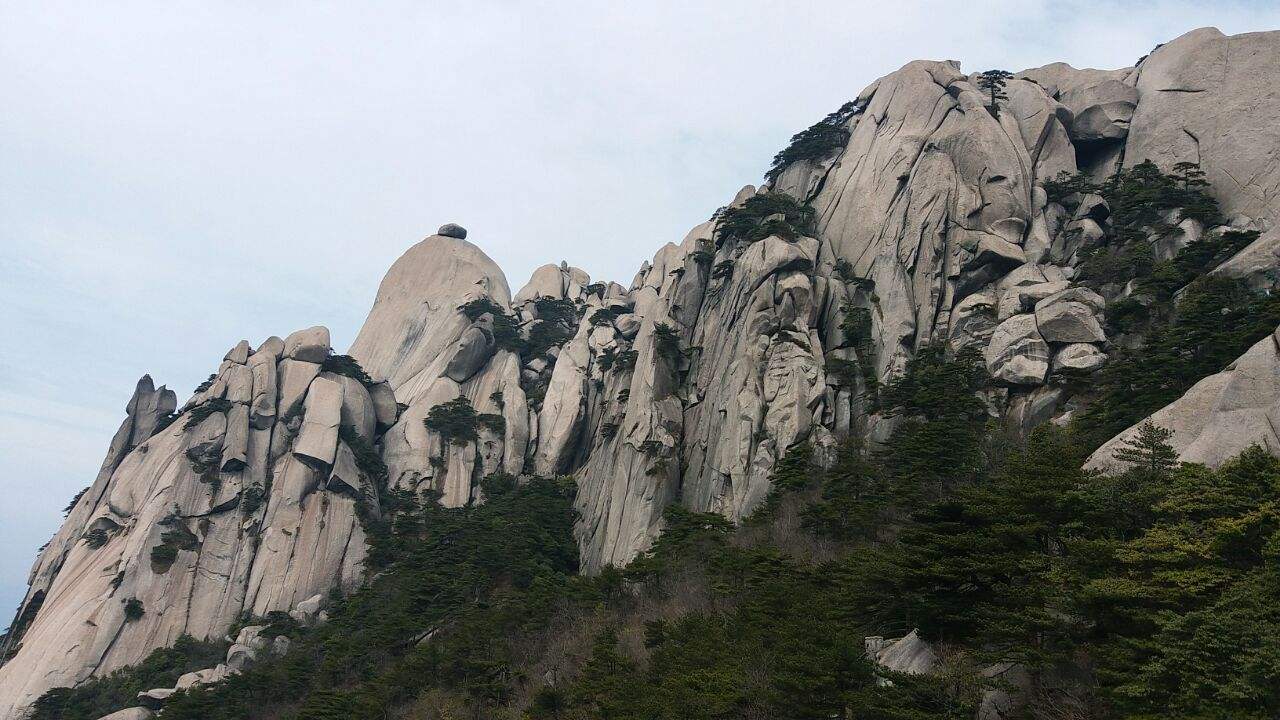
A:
3,0,1278,627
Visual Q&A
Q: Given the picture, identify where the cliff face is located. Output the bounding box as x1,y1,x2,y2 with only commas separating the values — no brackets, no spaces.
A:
4,25,1279,719
0,331,392,718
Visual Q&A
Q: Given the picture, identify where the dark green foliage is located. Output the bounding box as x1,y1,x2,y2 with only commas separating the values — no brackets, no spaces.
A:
525,298,579,360
150,543,178,568
612,349,638,374
151,411,178,434
28,635,228,720
150,478,578,720
877,345,989,497
976,69,1013,117
589,306,622,327
123,598,144,622
240,484,267,515
152,519,199,572
83,528,109,548
652,322,681,364
424,396,482,445
339,425,387,488
715,191,816,244
478,412,505,435
1077,447,1280,718
1042,170,1100,205
459,297,525,353
1110,422,1178,475
63,486,89,515
193,373,217,393
320,353,374,387
764,100,858,183
711,259,734,280
183,397,233,430
1074,275,1280,448
803,441,892,542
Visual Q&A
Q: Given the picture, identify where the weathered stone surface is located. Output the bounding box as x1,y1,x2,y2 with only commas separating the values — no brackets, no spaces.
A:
514,263,566,304
10,28,1280,718
444,325,496,383
985,314,1049,385
438,223,467,239
294,376,343,467
867,630,938,675
349,234,510,405
369,381,399,428
1087,327,1280,471
1126,28,1280,288
1035,299,1105,344
224,339,251,364
284,326,331,363
95,708,154,720
1061,79,1137,141
1053,343,1107,372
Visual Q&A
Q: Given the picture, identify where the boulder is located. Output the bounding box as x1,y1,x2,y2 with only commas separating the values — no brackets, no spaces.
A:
444,325,496,382
1053,343,1107,372
437,223,467,239
283,326,331,363
224,340,251,364
293,377,343,468
514,264,566,304
1037,285,1105,314
1035,300,1105,344
1060,79,1138,141
867,630,938,675
984,314,1049,385
289,593,324,625
369,382,399,428
256,335,285,358
276,359,322,419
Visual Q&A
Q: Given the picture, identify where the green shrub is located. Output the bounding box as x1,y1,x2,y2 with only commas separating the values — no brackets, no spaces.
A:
63,487,89,516
320,354,374,387
28,635,227,720
715,192,816,244
151,412,179,434
123,598,144,622
193,373,217,394
588,306,623,327
764,100,858,183
183,398,234,431
150,543,178,568
653,323,681,363
424,397,482,445
1074,275,1280,449
458,297,525,352
83,528,109,548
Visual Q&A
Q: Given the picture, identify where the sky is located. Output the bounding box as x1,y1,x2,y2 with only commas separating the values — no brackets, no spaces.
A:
2,0,1278,628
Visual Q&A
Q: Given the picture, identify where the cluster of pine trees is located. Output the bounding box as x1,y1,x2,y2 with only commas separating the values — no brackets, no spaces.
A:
35,342,1280,720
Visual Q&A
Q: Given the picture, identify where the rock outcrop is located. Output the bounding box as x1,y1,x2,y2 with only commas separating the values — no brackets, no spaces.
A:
1086,324,1280,471
0,332,388,717
6,25,1280,720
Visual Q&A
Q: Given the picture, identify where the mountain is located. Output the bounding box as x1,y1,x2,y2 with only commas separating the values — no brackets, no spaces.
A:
3,26,1279,720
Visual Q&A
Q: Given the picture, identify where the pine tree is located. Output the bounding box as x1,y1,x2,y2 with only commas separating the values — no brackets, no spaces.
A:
976,70,1014,118
1112,421,1178,475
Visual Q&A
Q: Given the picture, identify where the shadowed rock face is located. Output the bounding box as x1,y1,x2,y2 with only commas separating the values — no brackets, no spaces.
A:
7,25,1280,720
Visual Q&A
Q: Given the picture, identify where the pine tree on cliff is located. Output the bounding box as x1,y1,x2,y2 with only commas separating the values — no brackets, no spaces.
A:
976,69,1013,118
1112,421,1178,475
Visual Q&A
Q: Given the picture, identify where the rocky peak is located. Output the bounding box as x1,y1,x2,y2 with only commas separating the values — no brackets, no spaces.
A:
6,25,1280,720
